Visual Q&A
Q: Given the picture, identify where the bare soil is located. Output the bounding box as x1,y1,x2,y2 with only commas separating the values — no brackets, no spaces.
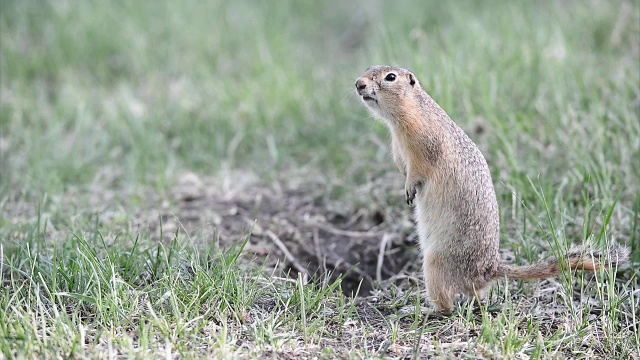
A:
143,170,422,296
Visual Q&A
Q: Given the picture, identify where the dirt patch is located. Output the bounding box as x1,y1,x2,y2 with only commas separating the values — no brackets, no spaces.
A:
135,170,421,296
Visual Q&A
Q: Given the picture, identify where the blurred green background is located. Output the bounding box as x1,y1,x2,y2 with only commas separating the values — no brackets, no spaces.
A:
1,0,638,213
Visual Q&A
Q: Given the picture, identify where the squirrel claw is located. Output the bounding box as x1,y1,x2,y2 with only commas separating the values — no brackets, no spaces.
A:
405,179,421,206
405,187,417,206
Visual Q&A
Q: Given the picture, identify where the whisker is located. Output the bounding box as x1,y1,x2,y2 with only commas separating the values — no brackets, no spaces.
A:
341,87,357,102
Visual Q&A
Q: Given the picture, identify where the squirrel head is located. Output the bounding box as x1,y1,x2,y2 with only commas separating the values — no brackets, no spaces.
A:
355,65,421,125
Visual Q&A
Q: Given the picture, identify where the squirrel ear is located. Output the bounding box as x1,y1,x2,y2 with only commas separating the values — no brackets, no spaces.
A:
408,74,416,86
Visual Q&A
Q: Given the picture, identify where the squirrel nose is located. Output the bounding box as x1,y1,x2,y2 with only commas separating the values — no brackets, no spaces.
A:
355,79,367,91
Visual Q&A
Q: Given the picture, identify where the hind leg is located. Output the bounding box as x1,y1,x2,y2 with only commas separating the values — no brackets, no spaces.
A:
462,283,501,313
472,287,486,302
423,255,455,314
430,288,455,314
470,280,494,301
464,287,485,310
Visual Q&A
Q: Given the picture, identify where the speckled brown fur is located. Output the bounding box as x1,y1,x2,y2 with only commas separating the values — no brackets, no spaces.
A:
355,65,630,314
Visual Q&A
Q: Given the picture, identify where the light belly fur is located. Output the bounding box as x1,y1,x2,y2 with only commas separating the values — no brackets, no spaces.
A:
413,184,455,287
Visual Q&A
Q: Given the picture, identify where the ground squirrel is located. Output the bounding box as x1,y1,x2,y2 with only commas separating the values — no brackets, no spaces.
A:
355,65,630,313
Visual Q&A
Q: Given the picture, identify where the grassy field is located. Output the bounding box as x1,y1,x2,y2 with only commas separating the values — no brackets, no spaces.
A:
1,0,639,358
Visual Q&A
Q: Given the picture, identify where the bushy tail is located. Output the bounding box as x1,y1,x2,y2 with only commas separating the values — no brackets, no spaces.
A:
495,244,630,280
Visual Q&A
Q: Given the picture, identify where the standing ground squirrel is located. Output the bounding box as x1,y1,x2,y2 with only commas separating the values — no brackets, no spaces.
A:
355,65,630,314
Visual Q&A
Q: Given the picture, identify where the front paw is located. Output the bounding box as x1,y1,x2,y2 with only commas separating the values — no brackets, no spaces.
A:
405,180,421,205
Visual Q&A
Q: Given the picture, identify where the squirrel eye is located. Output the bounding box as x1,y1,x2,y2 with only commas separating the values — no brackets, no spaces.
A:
384,73,396,82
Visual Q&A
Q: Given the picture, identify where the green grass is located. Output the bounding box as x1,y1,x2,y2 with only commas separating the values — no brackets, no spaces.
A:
1,0,639,358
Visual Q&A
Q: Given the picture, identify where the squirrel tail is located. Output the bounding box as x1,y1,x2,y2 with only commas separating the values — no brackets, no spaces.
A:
495,244,630,280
